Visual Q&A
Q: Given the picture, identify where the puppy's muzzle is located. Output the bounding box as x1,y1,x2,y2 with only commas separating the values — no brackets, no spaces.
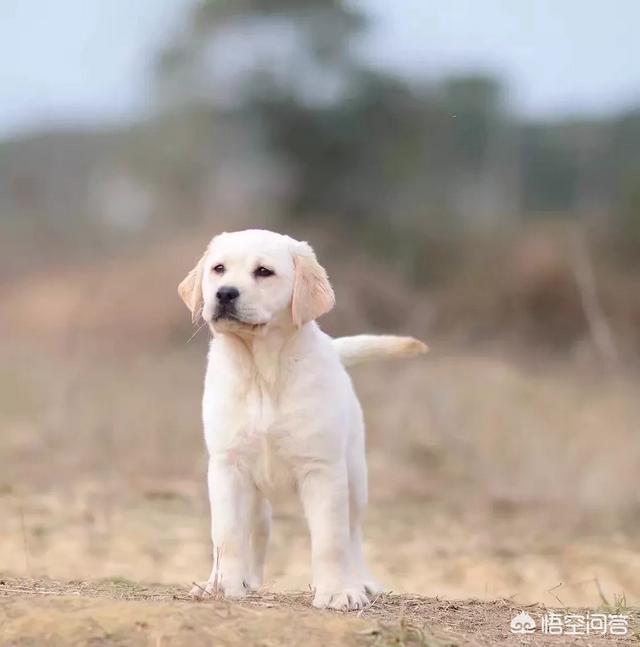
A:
214,285,240,321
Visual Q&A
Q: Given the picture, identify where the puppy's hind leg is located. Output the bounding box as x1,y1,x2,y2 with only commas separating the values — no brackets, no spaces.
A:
246,495,271,591
348,436,384,597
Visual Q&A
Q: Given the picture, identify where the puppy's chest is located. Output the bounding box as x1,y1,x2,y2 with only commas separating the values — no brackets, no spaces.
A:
205,378,299,487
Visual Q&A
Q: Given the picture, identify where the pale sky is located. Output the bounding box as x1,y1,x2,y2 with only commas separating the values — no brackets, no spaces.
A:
1,0,639,137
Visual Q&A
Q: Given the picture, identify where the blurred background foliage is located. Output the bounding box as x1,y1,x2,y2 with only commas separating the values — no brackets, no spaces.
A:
157,0,640,241
2,0,640,356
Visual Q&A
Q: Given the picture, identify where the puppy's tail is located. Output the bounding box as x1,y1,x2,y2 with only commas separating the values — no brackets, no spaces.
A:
333,335,428,367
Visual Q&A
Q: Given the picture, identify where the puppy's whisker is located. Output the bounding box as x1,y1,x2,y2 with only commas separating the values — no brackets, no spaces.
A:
186,320,208,344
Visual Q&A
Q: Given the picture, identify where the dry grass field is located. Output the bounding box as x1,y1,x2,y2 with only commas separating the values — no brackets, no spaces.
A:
1,233,640,644
2,577,639,646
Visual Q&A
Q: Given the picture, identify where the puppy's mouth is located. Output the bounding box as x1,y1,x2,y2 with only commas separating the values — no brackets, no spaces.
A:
212,309,266,330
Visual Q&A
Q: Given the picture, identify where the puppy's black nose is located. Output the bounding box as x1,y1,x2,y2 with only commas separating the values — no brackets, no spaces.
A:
216,286,240,305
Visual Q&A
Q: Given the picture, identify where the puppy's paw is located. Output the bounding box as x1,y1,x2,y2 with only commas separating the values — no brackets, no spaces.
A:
313,587,369,611
363,579,384,596
189,577,247,600
190,579,219,599
244,574,263,592
223,580,249,599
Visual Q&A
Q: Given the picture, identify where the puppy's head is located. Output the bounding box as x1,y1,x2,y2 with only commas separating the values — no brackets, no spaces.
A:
178,229,334,334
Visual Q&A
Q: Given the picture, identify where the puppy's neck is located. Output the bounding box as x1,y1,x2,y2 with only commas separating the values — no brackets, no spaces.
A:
214,321,315,390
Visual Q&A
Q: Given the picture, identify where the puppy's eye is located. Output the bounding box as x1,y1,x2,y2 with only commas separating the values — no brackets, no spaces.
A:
212,264,225,275
254,266,274,278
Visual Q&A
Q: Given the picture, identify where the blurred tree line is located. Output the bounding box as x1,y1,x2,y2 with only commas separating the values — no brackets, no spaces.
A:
3,0,640,352
3,0,640,269
153,0,640,243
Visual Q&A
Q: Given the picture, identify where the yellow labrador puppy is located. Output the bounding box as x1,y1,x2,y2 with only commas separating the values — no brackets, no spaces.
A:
178,229,426,610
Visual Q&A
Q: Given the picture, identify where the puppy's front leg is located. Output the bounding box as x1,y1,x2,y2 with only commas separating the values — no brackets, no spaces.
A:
193,457,253,599
298,462,369,611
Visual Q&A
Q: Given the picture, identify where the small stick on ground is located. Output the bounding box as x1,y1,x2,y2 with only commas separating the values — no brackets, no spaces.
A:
357,592,383,617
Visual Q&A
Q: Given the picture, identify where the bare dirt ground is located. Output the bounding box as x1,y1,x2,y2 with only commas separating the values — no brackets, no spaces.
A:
1,576,638,646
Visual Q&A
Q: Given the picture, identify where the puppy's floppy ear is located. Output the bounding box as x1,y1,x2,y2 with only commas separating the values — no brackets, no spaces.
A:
178,248,208,323
291,242,335,327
